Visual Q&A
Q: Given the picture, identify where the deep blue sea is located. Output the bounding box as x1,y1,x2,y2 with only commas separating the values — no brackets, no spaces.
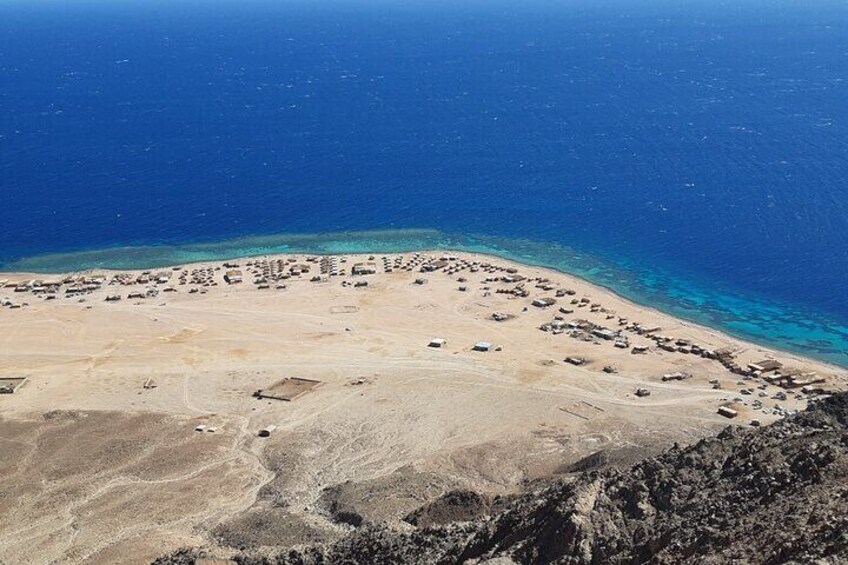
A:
1,0,847,366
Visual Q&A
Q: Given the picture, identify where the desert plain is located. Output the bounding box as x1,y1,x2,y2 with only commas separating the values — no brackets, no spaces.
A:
1,251,844,564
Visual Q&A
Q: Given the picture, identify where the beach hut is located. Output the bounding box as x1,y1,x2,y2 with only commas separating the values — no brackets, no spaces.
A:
748,359,782,373
224,270,243,284
352,262,377,275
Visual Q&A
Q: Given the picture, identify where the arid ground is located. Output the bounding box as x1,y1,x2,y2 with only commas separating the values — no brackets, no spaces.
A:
1,252,844,564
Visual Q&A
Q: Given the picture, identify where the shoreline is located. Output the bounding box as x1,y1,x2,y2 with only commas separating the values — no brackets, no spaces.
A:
2,247,847,377
3,232,847,370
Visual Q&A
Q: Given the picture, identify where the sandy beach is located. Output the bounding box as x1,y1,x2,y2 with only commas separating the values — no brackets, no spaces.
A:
1,251,844,564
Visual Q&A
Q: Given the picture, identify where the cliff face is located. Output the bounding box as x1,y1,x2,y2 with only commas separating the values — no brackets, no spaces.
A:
156,394,848,565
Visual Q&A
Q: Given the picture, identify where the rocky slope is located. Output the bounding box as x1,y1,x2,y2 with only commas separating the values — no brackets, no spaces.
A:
155,393,848,565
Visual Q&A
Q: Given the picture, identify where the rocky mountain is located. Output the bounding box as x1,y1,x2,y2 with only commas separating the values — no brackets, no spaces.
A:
155,393,848,565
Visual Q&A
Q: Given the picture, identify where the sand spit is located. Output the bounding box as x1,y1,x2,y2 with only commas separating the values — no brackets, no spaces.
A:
0,251,844,564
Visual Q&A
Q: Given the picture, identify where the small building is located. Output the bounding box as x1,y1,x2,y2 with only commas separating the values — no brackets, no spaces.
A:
420,260,449,272
259,425,277,438
224,270,243,284
473,341,492,352
662,372,690,382
592,327,616,340
532,297,556,308
429,338,447,348
748,359,782,373
717,406,738,419
352,262,378,275
541,319,568,332
568,319,593,330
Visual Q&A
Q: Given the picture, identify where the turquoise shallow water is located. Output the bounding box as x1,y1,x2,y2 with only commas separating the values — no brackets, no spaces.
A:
5,229,848,369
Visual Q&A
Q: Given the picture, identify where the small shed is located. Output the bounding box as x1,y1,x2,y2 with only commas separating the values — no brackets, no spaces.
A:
717,406,738,419
662,372,689,382
259,425,277,438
